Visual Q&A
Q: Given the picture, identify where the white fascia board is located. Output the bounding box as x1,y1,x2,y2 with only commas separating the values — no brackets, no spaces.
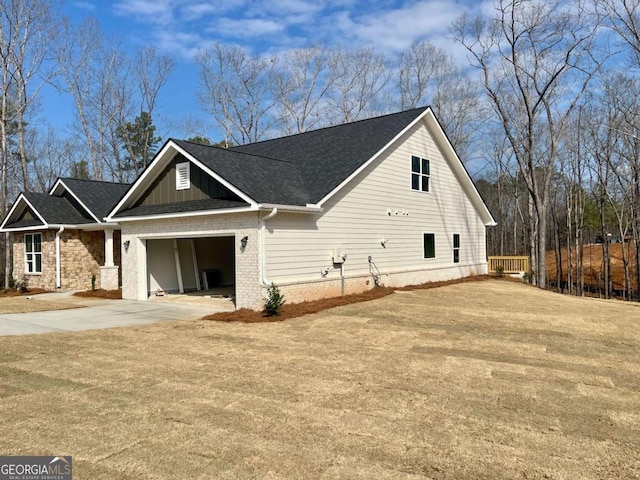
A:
0,224,49,232
316,109,431,207
422,113,496,227
49,178,101,223
0,193,48,230
107,141,176,218
48,178,64,195
111,206,257,223
172,143,257,206
259,203,323,213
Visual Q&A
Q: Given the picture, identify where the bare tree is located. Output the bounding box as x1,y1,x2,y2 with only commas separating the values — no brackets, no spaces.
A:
596,0,640,63
0,0,59,288
452,0,604,288
327,47,390,123
397,41,448,110
275,45,336,135
196,43,279,145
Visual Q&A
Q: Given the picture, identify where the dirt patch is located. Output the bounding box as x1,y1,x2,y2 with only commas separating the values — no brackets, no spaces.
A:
546,242,637,292
205,275,494,322
74,289,123,300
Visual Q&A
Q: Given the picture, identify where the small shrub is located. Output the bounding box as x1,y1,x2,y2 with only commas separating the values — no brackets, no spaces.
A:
15,276,29,293
495,265,505,277
264,282,285,317
91,273,97,291
522,271,534,284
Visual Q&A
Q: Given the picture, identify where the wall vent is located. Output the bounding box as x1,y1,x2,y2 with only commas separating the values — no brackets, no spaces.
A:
176,162,190,190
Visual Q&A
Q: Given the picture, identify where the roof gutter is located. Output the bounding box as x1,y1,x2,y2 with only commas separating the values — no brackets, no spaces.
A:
260,207,278,287
258,203,323,213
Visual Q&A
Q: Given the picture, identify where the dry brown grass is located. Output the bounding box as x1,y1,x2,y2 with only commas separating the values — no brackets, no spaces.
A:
0,279,638,479
0,294,84,314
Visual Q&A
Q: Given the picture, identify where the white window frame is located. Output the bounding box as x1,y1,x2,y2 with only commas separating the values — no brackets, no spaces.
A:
25,233,42,274
176,162,190,190
411,155,430,193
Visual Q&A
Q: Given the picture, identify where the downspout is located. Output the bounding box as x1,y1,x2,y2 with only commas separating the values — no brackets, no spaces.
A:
55,226,65,289
260,208,278,286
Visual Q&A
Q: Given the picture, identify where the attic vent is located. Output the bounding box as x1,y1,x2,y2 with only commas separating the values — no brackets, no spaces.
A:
176,162,190,190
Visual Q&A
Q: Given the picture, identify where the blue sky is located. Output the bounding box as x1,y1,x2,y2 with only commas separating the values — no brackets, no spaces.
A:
41,0,493,140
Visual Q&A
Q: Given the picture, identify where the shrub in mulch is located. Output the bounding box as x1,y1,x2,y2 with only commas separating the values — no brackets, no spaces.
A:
204,275,494,323
74,289,123,300
0,288,49,298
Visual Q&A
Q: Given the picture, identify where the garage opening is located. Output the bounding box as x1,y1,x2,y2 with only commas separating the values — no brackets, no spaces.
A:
146,236,235,300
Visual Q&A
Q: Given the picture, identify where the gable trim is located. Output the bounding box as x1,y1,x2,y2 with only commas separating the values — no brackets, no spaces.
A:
315,107,496,226
0,193,49,230
107,141,258,220
315,109,430,207
49,178,101,223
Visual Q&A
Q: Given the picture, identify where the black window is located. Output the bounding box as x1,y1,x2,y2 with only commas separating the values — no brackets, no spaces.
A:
423,233,435,259
411,156,430,192
453,234,460,263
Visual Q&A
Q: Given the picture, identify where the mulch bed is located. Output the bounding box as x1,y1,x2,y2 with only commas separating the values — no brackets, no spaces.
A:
0,288,49,298
74,289,123,300
204,275,495,323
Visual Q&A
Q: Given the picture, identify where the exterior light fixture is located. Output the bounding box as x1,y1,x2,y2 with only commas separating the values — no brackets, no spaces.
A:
240,236,248,250
123,240,130,252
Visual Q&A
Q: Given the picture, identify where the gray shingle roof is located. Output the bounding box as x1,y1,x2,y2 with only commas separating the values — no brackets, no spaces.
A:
171,107,427,206
231,107,428,204
23,192,92,225
171,140,310,205
59,178,131,219
116,198,249,217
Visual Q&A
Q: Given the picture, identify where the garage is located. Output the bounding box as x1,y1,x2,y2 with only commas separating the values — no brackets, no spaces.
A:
146,236,236,299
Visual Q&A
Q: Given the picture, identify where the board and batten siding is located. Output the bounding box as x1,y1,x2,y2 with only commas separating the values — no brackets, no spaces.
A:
263,118,488,296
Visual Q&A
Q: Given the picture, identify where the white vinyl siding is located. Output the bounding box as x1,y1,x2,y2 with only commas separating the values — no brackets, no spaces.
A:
263,119,487,284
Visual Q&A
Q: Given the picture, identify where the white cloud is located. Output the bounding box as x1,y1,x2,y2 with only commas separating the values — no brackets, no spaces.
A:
212,18,284,38
72,1,96,11
113,0,175,24
330,1,473,52
179,1,246,21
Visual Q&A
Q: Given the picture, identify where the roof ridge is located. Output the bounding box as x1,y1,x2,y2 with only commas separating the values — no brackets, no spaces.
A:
173,138,295,165
60,177,131,186
232,106,429,148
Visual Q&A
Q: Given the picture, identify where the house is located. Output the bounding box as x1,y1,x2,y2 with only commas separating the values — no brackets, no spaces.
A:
0,178,130,290
1,107,495,309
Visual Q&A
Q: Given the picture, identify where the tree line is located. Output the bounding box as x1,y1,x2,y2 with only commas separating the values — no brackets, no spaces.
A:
2,0,640,298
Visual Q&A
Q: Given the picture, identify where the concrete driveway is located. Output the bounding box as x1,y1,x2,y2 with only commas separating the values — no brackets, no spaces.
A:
0,294,228,336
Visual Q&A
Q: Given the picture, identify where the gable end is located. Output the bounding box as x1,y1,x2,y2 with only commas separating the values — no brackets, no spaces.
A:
134,154,244,208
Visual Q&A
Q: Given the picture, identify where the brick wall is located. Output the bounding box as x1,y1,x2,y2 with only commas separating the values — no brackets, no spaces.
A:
120,213,262,309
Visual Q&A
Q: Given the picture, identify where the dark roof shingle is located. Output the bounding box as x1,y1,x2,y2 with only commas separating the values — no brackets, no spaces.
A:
58,178,131,219
23,192,93,225
231,107,427,204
